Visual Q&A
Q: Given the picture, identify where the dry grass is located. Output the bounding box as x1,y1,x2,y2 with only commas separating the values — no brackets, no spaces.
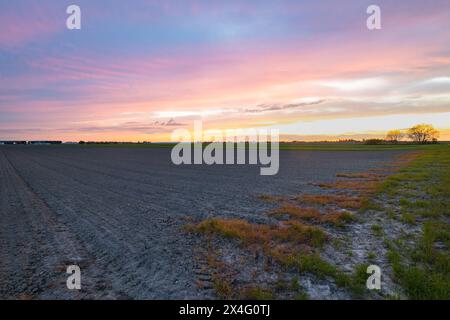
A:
189,217,330,298
295,194,363,209
257,194,285,202
18,293,33,300
319,210,356,226
269,204,322,220
192,218,327,248
318,152,422,196
197,249,236,299
269,204,355,227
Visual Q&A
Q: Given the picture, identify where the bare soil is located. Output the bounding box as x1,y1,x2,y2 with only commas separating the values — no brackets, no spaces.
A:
0,146,406,299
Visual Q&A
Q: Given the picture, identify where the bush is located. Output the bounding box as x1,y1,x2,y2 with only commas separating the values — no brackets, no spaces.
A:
364,139,385,145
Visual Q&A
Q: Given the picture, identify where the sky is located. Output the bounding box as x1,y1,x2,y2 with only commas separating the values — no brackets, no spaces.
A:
0,0,449,142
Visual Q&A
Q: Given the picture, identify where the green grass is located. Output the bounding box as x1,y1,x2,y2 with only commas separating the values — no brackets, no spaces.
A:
401,213,416,225
240,286,275,300
367,252,376,262
371,224,384,237
380,146,450,299
276,252,368,297
278,253,338,279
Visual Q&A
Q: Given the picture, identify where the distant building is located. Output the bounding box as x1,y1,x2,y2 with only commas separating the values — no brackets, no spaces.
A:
27,141,62,145
0,140,27,145
0,140,62,145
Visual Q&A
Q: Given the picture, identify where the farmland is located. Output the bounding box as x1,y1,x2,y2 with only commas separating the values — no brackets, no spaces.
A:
0,144,448,299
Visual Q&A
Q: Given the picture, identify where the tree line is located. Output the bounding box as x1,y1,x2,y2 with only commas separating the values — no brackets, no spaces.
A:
365,124,440,145
386,124,440,144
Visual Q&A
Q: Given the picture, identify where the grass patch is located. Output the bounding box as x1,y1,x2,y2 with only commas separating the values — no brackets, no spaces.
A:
371,224,383,237
191,218,328,248
295,194,363,209
360,198,383,211
212,275,234,299
269,204,356,227
257,194,285,202
273,250,368,297
273,252,337,279
377,146,450,299
401,213,416,225
239,286,275,300
367,252,376,262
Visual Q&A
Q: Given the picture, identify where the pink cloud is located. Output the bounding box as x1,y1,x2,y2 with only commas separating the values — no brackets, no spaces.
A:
0,3,62,48
2,1,450,141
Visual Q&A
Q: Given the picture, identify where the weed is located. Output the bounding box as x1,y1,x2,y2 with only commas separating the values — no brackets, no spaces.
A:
401,213,416,225
240,286,275,300
371,224,383,237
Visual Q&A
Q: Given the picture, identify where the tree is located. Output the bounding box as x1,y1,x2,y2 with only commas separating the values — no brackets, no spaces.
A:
386,130,403,143
407,124,439,144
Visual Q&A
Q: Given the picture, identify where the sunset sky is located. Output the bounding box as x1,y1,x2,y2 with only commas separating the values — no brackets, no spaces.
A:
1,0,449,141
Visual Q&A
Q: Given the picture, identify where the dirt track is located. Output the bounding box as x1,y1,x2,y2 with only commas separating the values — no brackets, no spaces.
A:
0,146,406,299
